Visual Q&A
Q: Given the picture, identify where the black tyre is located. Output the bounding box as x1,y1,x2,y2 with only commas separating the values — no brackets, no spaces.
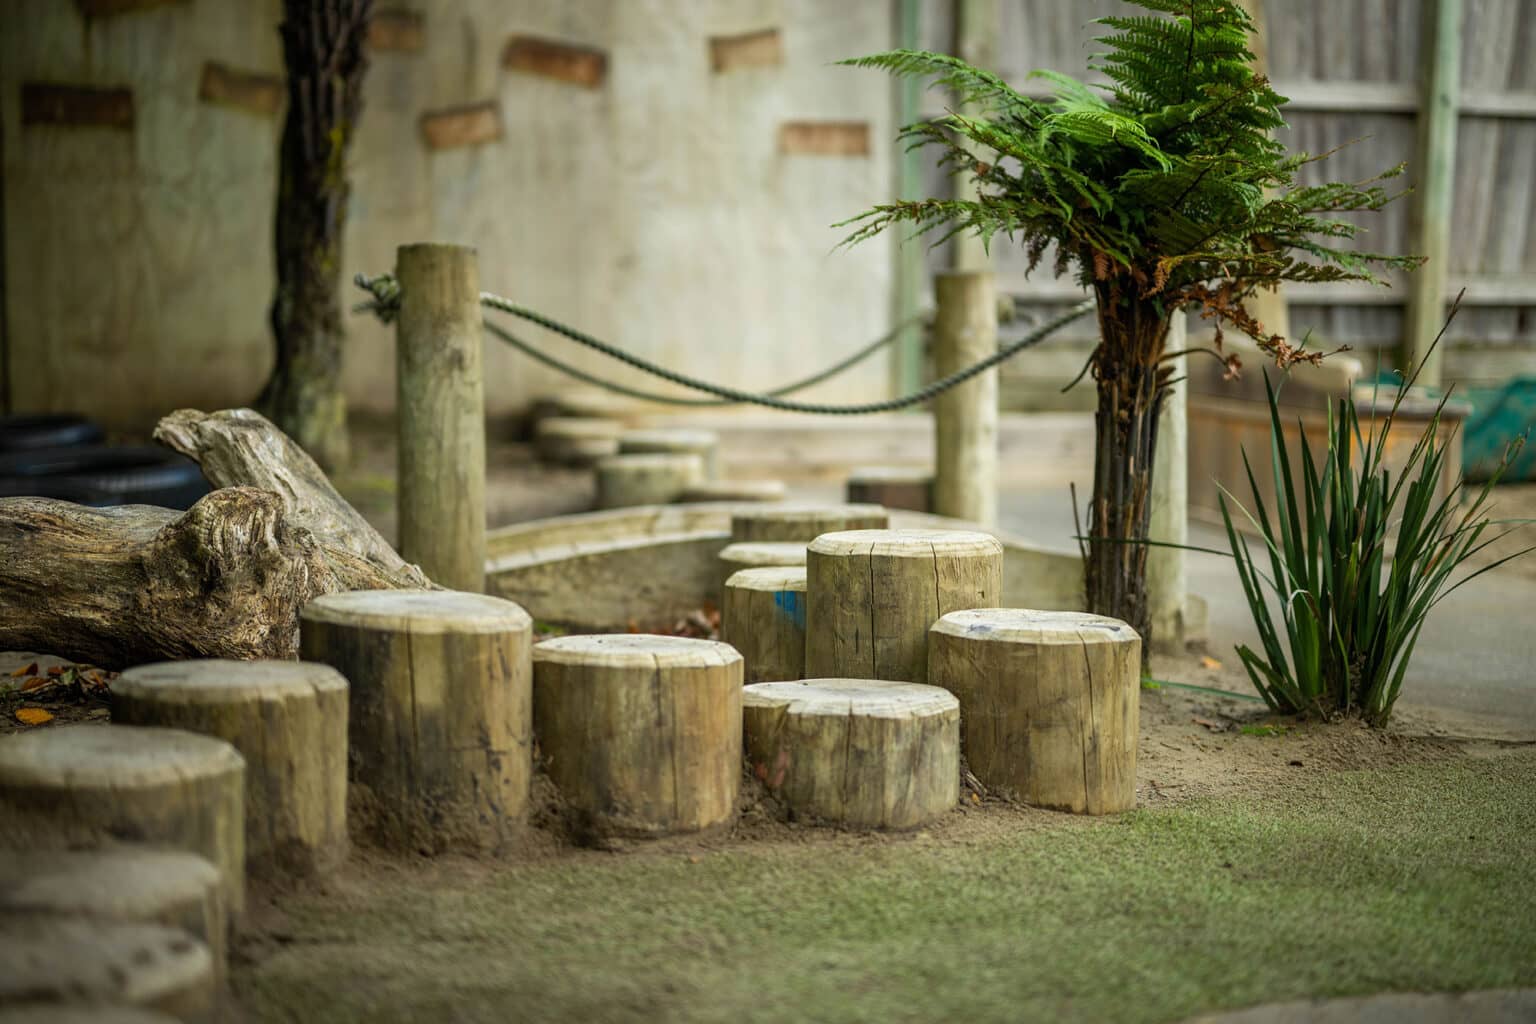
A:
0,477,123,506
0,413,105,452
0,445,211,509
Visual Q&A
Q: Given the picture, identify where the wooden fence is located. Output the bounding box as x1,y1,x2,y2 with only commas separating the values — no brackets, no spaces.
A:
912,0,1536,410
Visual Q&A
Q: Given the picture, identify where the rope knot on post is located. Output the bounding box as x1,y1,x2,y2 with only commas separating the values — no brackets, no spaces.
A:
352,272,403,323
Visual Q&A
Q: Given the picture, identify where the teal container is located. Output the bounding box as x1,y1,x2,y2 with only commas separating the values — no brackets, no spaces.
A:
1462,377,1536,482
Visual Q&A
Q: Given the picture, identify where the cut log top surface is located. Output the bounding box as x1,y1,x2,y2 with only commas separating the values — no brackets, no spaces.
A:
931,608,1139,646
1,847,219,917
597,453,703,470
533,633,742,669
0,915,211,1010
744,678,958,719
719,541,808,563
536,417,623,438
300,588,531,634
733,503,885,529
620,429,718,448
809,528,1003,559
0,724,243,789
725,566,807,592
115,659,347,703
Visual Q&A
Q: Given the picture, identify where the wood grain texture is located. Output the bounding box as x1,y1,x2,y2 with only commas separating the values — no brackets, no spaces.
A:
933,271,998,526
595,453,705,509
729,503,887,543
113,659,350,879
0,489,367,668
722,566,807,683
532,634,742,839
716,541,807,600
805,529,1004,684
928,608,1140,815
300,589,532,853
154,406,430,590
0,725,246,915
1,848,226,985
0,916,214,1020
742,678,959,828
395,244,487,593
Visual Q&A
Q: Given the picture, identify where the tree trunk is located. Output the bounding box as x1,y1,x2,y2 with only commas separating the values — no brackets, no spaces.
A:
258,0,373,471
1084,283,1175,653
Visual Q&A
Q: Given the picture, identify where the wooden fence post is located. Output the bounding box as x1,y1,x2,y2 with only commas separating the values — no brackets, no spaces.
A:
1148,314,1187,653
933,271,998,526
1403,0,1461,388
395,243,487,592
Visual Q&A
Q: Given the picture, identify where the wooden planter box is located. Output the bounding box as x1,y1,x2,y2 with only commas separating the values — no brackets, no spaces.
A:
1187,349,1467,533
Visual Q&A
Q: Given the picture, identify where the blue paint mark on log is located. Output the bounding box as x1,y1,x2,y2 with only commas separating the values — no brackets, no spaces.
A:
774,590,806,630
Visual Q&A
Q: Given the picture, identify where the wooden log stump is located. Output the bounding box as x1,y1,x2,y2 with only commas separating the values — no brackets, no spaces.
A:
722,567,807,683
0,917,215,1022
112,660,349,878
0,848,226,985
532,635,742,839
535,417,622,466
729,503,887,543
299,589,533,853
716,540,807,600
619,428,720,479
595,453,705,509
928,608,1140,814
0,725,245,917
742,678,959,828
676,479,786,503
847,466,933,513
805,529,1003,684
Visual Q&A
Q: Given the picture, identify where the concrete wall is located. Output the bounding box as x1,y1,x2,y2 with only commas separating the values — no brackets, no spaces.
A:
2,0,895,430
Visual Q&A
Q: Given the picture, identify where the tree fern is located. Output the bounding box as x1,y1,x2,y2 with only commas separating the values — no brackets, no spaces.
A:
838,0,1421,655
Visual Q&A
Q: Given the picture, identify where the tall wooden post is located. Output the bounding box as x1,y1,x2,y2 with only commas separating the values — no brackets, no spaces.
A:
951,0,999,272
933,271,998,526
1236,0,1292,345
890,0,925,400
1148,314,1188,653
1403,0,1461,387
395,244,487,592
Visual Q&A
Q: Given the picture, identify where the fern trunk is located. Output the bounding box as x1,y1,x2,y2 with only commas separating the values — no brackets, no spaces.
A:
1084,283,1174,656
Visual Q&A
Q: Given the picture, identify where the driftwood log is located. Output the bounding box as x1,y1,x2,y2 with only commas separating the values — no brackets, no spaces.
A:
1,408,429,668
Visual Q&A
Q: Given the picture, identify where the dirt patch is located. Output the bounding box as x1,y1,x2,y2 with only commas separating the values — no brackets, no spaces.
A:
0,652,116,735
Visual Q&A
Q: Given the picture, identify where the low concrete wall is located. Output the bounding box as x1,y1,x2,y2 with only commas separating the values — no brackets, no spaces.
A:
484,502,1087,633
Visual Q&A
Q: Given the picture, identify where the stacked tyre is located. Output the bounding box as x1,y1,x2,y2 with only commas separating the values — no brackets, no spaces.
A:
0,414,210,509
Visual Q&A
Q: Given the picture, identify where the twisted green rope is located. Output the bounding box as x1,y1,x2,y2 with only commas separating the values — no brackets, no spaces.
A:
354,272,1093,415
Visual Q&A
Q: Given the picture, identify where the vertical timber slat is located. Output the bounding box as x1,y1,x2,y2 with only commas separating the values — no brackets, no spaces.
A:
933,271,998,526
395,244,487,592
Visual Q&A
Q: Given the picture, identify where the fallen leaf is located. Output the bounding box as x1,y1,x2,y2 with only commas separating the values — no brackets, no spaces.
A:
46,665,64,677
1201,655,1223,670
1192,716,1226,732
8,662,38,678
21,676,54,692
15,707,54,726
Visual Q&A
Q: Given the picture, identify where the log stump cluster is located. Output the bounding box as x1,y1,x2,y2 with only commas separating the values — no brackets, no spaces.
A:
0,725,246,917
532,634,742,839
721,566,807,683
729,503,887,543
805,529,1002,684
595,453,705,508
929,608,1140,814
619,428,719,479
716,540,807,599
300,589,533,853
742,678,959,829
112,659,349,878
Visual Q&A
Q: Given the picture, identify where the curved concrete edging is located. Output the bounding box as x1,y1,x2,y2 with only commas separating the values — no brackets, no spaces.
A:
484,503,1089,632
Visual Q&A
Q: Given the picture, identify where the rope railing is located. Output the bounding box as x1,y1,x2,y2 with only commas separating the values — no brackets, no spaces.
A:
353,272,1093,416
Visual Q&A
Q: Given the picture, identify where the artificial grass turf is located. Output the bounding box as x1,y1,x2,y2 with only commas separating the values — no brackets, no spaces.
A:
237,750,1536,1024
